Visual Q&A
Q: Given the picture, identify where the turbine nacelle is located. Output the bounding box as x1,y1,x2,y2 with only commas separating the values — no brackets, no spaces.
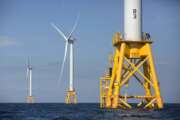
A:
28,65,32,70
68,36,75,44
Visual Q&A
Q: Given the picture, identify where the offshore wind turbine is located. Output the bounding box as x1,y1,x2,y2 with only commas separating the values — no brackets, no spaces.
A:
51,15,79,104
100,0,163,109
26,59,34,103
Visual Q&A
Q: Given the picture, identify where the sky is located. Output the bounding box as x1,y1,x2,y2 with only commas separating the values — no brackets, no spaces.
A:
0,0,180,103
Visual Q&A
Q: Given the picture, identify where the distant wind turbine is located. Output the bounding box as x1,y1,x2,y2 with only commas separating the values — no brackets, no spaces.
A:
26,58,34,103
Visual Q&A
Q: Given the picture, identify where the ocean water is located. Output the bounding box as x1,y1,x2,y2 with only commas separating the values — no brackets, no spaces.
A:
0,103,179,120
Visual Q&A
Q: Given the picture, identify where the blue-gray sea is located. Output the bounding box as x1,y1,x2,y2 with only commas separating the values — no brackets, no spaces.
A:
0,103,179,120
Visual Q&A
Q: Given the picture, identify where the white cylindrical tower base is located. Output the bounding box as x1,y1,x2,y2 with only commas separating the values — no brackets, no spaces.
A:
29,69,32,96
124,0,142,41
69,43,74,91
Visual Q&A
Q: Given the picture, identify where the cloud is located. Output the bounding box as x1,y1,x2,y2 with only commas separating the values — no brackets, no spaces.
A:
157,62,168,65
0,36,17,46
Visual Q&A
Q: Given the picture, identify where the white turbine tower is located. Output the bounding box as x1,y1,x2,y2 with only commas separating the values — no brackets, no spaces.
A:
51,15,79,104
26,59,33,103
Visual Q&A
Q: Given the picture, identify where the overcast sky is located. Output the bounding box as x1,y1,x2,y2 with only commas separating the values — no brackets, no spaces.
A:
0,0,180,103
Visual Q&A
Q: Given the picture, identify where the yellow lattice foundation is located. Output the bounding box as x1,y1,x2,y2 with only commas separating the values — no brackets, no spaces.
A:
27,96,33,103
100,74,111,108
100,32,163,109
65,90,77,104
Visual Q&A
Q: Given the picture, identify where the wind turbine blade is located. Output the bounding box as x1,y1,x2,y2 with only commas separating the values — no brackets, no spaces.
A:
28,57,30,67
26,58,29,81
67,13,80,39
59,42,69,82
51,22,68,41
156,61,168,65
26,67,29,81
